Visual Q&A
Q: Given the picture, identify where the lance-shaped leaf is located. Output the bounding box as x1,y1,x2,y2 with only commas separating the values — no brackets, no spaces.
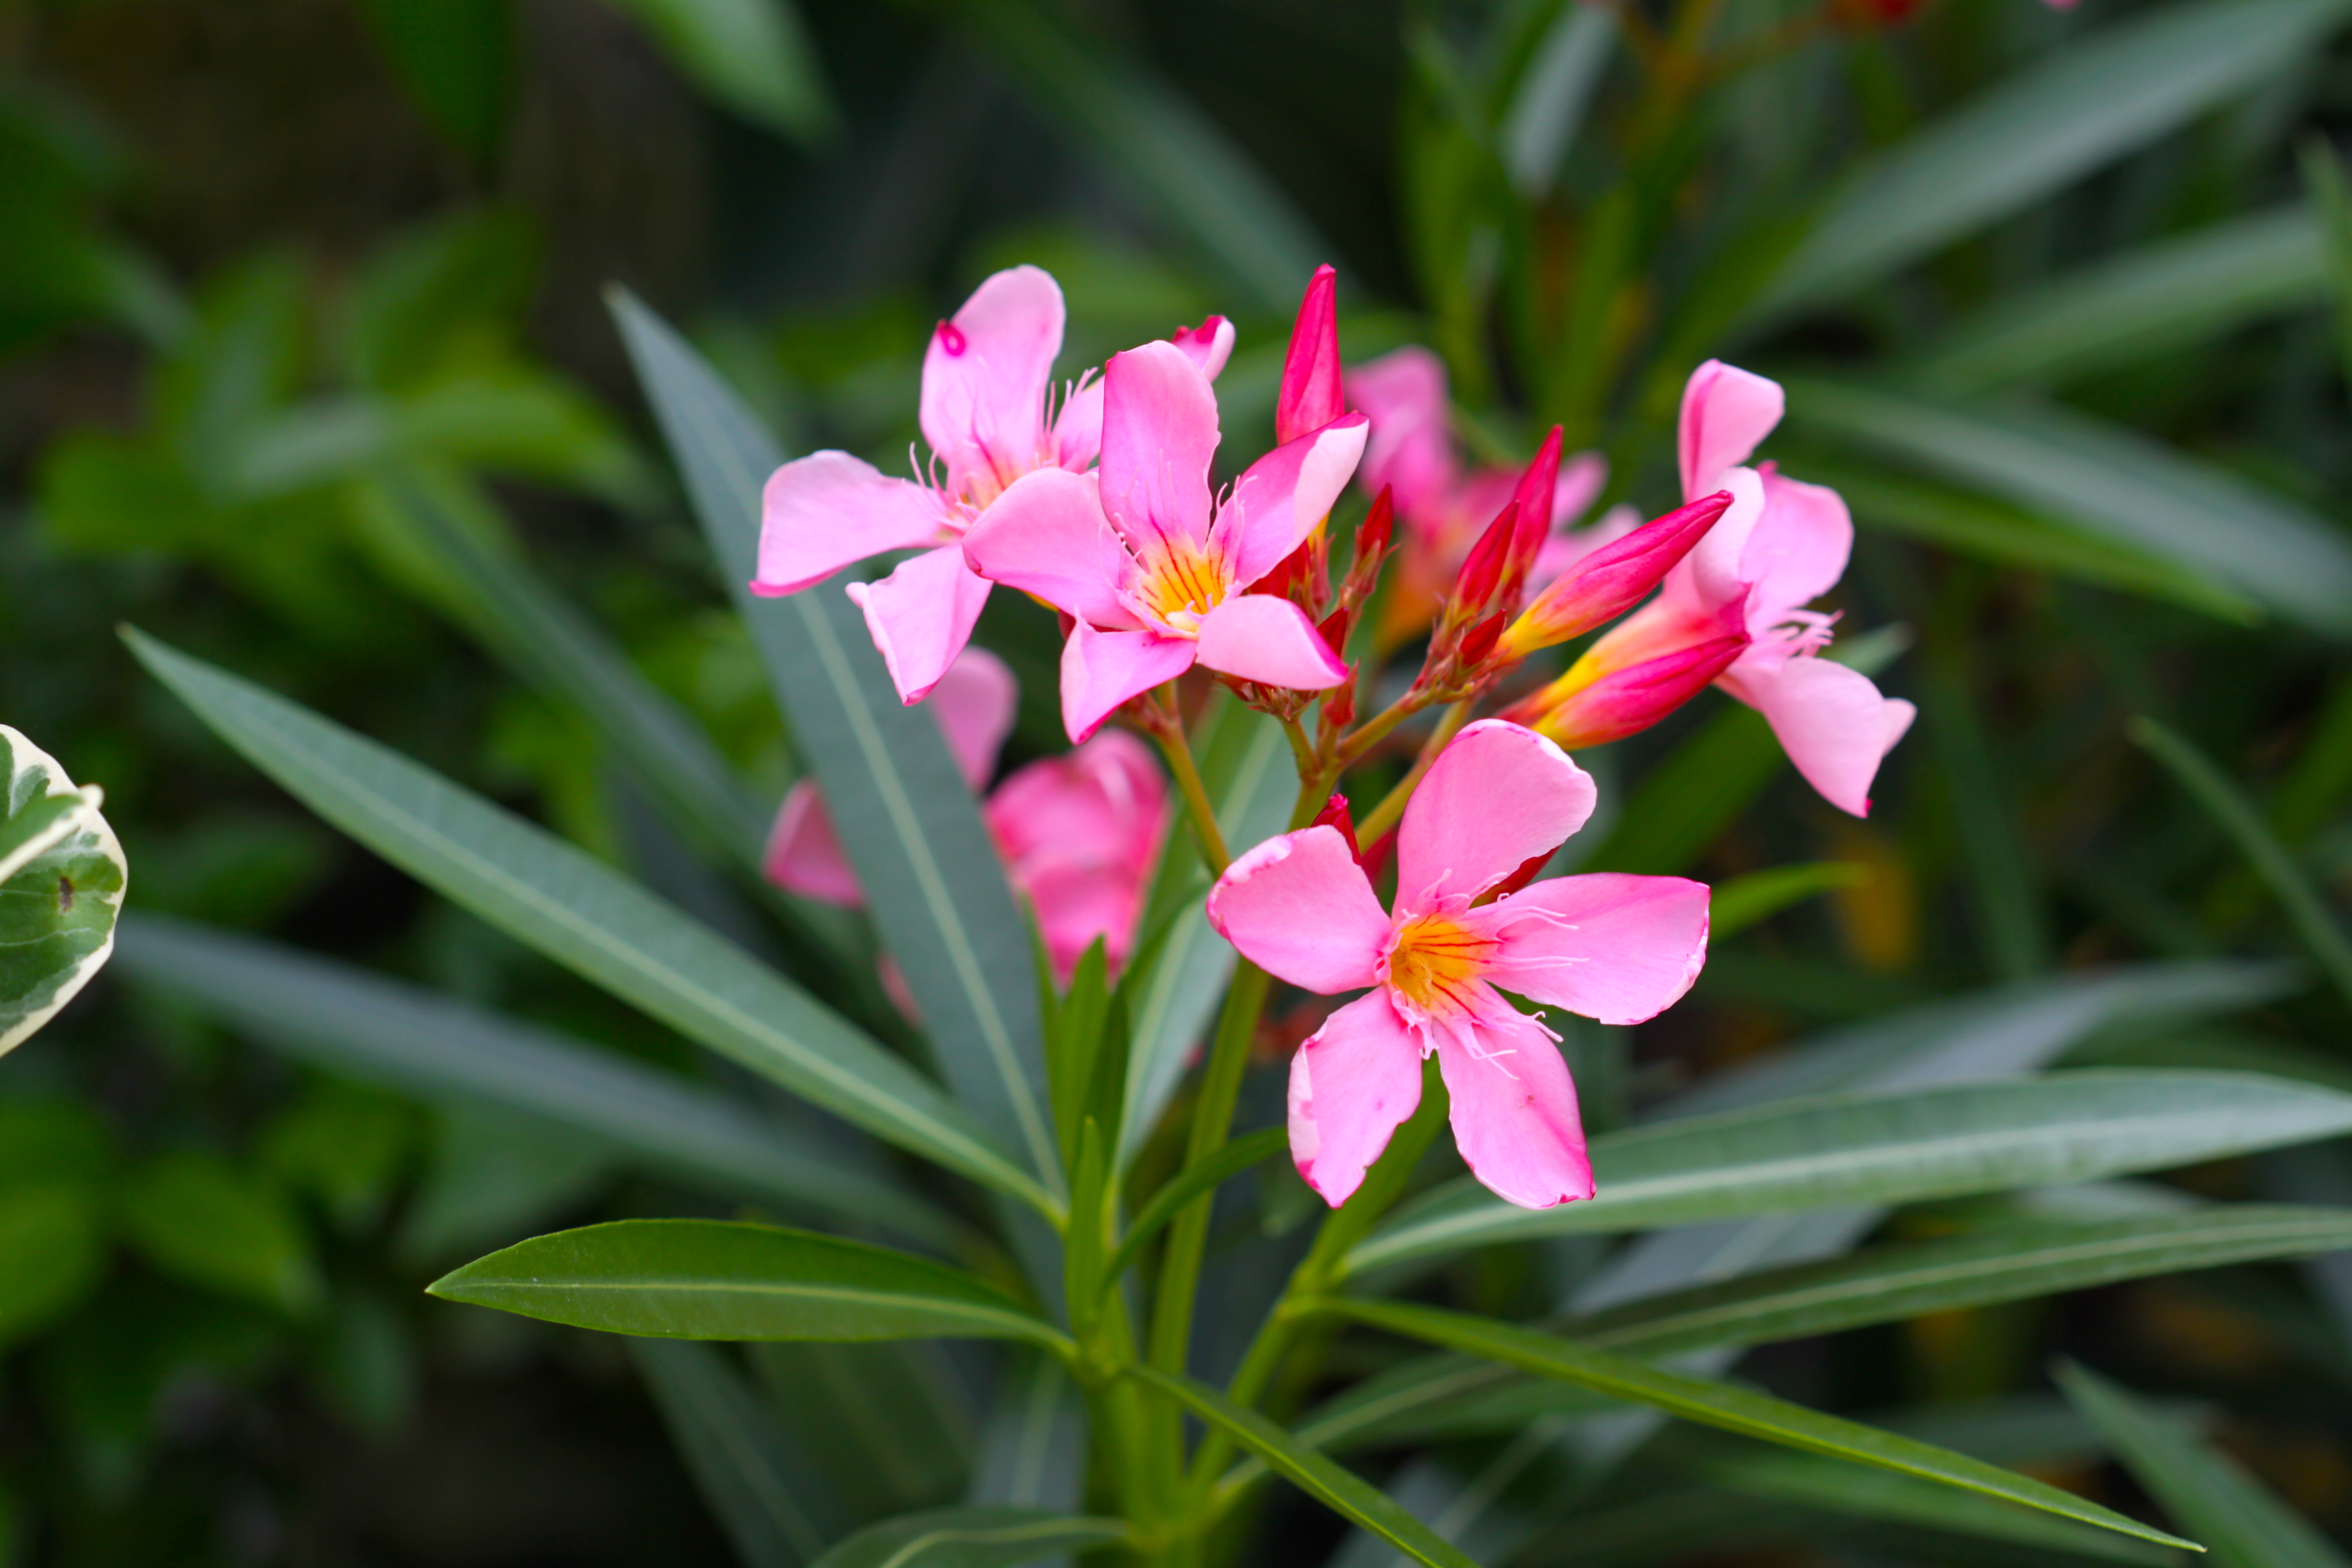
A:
1783,379,2352,640
1571,1207,2352,1359
430,1220,1070,1348
1751,0,2352,319
610,290,1062,1203
808,1509,1128,1568
113,914,963,1251
1915,205,2327,392
0,726,124,1056
367,467,774,875
1311,1299,2198,1553
1117,695,1295,1161
631,1338,841,1568
1350,1072,2352,1273
2059,1360,2343,1568
123,630,1050,1214
1122,1364,1479,1568
604,0,834,147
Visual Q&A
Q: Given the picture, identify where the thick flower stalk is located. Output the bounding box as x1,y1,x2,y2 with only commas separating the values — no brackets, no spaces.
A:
962,340,1369,742
752,265,1231,703
1205,720,1710,1209
1509,360,1915,815
766,648,1167,982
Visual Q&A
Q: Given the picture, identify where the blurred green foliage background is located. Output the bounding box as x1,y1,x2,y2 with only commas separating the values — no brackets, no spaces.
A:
5,0,2352,1564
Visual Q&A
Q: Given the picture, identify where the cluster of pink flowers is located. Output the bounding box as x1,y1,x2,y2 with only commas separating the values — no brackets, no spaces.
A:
752,261,1911,1213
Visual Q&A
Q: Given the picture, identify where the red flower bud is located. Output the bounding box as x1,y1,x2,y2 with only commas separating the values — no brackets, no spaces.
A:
1458,612,1507,669
1310,791,1362,864
1498,490,1734,660
1451,500,1519,618
1497,426,1568,613
1504,632,1748,749
1276,264,1344,445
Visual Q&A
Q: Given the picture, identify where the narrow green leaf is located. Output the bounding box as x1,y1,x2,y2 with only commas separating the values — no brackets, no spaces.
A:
1120,1363,1480,1568
1752,0,2352,318
0,726,124,1056
1100,1127,1288,1297
122,629,1049,1214
1784,379,2352,639
2297,138,2352,387
631,1338,840,1568
808,1509,1128,1568
756,1339,978,1517
1572,1207,2352,1359
114,914,963,1251
428,1220,1071,1348
371,467,774,872
967,1351,1086,1512
1499,3,1614,198
610,290,1062,1203
605,0,835,145
1315,1299,2199,1553
2131,715,2352,1011
1118,695,1294,1161
1660,960,2298,1122
1710,863,1868,941
1668,1428,2184,1566
2060,1361,2335,1567
951,0,1327,313
1350,1071,2352,1273
1915,206,2326,392
1817,462,2261,623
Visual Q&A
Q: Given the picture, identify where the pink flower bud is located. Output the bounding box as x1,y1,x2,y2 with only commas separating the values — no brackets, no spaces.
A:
1276,265,1344,444
1498,490,1733,661
1505,632,1748,750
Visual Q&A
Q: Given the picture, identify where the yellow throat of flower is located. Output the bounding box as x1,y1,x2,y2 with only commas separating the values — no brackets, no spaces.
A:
1383,912,1500,1018
1134,538,1231,635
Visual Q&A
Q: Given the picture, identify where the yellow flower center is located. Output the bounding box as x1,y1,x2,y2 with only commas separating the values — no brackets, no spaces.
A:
1133,537,1231,636
1383,912,1500,1019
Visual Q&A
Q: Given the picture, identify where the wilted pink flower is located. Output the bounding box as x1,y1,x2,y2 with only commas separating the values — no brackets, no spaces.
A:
962,341,1369,742
1516,362,1914,816
1348,347,1610,634
752,266,1233,705
765,648,1167,983
1206,720,1710,1210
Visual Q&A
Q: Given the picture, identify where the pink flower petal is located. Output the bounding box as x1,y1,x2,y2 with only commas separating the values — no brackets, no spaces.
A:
959,468,1141,631
845,544,993,706
1724,656,1915,817
920,266,1064,497
1099,341,1220,559
1214,414,1371,588
1193,593,1350,691
1478,873,1711,1025
1171,316,1236,382
1742,469,1853,628
1059,621,1197,743
753,452,950,596
1053,372,1103,472
1436,1005,1593,1210
764,782,863,906
1555,451,1607,527
1346,346,1457,524
987,731,1166,895
1288,991,1426,1208
1677,359,1784,500
1206,825,1392,994
1395,720,1596,912
928,647,1018,788
1663,467,1767,618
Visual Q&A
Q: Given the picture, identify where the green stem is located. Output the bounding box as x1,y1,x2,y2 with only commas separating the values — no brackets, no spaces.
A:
1150,710,1231,875
1354,697,1475,845
1181,1062,1451,1510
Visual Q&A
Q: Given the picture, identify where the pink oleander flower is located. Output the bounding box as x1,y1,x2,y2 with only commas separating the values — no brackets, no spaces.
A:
1206,720,1711,1210
961,341,1370,743
1513,361,1915,816
766,648,1168,983
1348,346,1612,637
751,265,1233,705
